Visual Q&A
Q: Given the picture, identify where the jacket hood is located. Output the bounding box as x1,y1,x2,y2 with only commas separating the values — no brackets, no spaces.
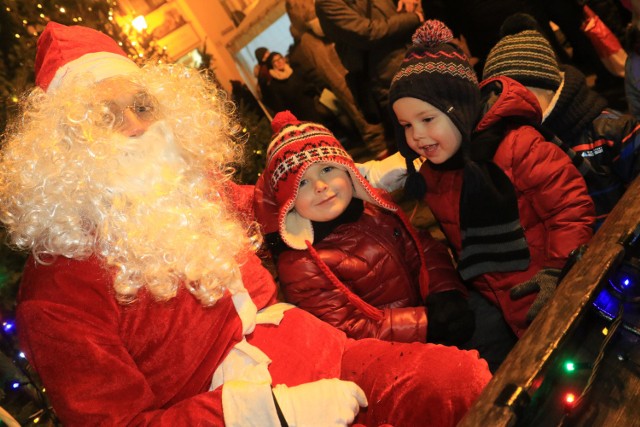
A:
476,76,542,133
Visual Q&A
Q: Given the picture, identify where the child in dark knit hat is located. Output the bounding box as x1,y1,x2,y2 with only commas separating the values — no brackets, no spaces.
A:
389,20,595,366
483,13,640,227
254,110,475,346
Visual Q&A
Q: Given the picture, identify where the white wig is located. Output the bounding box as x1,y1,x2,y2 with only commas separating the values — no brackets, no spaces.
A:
0,63,260,305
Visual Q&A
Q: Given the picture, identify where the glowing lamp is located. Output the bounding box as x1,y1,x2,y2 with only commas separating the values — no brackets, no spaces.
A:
132,15,148,32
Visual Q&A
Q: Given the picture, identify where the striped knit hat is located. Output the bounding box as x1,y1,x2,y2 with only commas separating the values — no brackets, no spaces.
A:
264,111,396,250
389,20,481,162
483,13,562,91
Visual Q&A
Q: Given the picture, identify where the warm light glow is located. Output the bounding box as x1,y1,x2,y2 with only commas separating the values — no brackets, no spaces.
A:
37,3,42,8
59,7,66,13
602,327,609,336
132,15,148,32
14,33,20,39
565,393,576,404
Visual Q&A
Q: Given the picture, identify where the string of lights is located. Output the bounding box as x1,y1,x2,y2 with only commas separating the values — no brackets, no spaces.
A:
558,304,624,424
1,319,58,425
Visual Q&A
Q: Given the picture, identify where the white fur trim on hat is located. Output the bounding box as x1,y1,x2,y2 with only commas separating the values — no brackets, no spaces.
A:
47,51,140,92
279,159,397,250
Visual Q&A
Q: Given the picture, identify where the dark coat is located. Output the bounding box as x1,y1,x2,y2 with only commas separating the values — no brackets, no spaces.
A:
315,0,420,105
544,65,640,223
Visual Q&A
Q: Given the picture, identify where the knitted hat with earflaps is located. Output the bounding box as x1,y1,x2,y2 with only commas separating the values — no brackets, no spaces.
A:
263,110,397,250
35,21,140,92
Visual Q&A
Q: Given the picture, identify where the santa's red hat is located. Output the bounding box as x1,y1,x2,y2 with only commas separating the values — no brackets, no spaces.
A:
35,22,140,92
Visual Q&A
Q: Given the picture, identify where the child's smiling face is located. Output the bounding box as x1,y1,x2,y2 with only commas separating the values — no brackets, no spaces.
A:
294,162,353,222
393,97,463,164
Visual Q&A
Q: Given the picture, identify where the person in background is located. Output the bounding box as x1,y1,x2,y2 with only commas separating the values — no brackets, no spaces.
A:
285,0,388,158
315,0,425,157
0,21,491,426
254,46,274,109
263,50,325,122
390,20,595,370
254,110,475,346
483,13,640,227
253,46,270,78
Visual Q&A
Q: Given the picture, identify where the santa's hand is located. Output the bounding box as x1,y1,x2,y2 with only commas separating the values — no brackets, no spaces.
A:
272,378,368,426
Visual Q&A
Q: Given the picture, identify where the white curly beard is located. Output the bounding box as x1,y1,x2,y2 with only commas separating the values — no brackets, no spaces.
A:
98,121,247,305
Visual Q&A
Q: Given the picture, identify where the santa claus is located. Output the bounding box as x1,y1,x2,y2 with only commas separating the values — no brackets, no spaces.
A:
0,22,490,426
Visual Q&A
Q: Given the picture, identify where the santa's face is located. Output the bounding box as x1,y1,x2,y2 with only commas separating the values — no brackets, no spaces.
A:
97,116,244,305
0,65,252,305
95,77,159,137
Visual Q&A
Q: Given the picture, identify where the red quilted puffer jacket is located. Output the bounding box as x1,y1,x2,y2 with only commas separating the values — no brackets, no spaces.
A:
276,202,466,343
420,76,595,337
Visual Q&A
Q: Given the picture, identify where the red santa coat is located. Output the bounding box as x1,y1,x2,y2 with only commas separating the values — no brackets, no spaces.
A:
420,77,595,337
16,187,491,426
277,202,466,342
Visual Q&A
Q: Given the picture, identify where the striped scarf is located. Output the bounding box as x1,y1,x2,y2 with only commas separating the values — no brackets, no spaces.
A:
456,121,530,280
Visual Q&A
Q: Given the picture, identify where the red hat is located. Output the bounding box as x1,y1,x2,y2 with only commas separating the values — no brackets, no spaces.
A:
261,111,396,250
35,22,140,92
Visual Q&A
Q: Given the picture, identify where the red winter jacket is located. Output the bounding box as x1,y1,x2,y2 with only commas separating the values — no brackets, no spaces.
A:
420,76,595,337
276,202,466,343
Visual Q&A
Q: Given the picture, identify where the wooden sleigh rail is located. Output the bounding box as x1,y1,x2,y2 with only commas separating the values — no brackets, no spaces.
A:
458,175,640,426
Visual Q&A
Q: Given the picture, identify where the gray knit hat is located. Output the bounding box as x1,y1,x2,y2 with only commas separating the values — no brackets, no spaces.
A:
483,13,562,91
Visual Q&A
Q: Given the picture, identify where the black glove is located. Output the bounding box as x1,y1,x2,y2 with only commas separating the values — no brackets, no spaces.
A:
426,290,475,345
510,268,562,323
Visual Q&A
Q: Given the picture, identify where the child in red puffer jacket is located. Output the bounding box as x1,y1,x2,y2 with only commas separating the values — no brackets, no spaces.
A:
254,110,475,346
